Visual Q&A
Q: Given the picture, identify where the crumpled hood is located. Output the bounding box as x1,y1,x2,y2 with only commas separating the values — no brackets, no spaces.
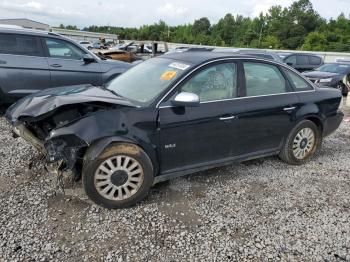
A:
302,71,341,79
5,84,136,125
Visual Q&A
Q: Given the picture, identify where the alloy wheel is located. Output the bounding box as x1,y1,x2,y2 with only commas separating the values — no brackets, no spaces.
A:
292,127,316,160
94,155,144,201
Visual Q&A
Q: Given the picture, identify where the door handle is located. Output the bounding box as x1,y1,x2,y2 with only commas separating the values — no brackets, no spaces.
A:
220,115,237,121
50,64,62,68
283,106,296,112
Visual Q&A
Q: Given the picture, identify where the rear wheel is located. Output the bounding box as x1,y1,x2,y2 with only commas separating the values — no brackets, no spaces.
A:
279,120,321,165
82,143,154,209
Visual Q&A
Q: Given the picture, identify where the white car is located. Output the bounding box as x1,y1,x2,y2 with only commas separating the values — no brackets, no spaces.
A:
79,41,93,50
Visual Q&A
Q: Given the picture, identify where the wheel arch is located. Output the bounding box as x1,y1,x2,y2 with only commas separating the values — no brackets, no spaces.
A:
83,136,159,176
295,103,325,134
303,115,324,134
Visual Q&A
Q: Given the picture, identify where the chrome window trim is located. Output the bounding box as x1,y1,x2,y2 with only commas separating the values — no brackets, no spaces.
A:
48,57,85,62
158,90,315,109
156,57,315,108
0,53,47,59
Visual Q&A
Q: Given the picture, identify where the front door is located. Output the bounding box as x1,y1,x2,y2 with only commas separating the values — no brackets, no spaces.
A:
158,61,239,174
43,37,102,87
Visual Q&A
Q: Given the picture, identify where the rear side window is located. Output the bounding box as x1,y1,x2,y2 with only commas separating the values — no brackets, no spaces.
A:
243,62,286,97
283,69,313,91
296,55,309,65
309,56,322,65
45,38,85,60
0,33,42,56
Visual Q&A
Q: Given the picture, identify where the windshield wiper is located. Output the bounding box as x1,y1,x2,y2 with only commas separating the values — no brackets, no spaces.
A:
99,86,125,99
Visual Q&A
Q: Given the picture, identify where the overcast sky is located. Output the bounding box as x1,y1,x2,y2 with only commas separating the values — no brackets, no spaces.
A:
0,0,349,28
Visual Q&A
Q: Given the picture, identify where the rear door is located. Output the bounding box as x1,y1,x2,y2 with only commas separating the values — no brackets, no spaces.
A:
229,61,300,156
309,56,323,69
0,33,50,101
43,37,102,87
296,55,311,72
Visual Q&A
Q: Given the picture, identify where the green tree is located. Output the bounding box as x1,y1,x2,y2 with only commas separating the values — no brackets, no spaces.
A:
61,0,350,52
192,17,211,36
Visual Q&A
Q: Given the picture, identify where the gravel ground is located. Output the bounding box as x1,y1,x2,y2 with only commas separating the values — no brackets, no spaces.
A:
0,98,350,262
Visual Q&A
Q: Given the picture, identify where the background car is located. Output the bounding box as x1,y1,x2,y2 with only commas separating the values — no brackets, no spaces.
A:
6,52,343,209
213,48,283,62
283,53,324,72
167,47,214,53
78,41,93,50
302,63,350,96
91,42,102,49
0,27,132,105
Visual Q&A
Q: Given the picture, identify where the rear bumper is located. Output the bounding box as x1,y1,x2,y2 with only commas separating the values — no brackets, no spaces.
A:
323,111,344,137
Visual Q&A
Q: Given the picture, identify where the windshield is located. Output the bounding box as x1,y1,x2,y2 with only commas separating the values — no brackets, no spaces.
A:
317,64,350,74
106,58,191,106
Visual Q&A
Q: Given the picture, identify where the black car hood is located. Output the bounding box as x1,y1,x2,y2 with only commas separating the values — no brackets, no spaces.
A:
6,84,136,124
302,71,341,78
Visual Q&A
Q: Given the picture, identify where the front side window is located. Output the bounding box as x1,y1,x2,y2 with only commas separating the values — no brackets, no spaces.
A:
284,69,313,91
181,62,237,102
0,33,42,56
244,62,286,96
45,38,85,60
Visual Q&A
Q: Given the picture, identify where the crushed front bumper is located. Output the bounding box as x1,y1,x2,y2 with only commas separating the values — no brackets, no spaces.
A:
13,124,88,172
13,124,45,153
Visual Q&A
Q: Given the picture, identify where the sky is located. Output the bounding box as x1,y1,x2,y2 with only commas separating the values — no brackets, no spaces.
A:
0,0,349,28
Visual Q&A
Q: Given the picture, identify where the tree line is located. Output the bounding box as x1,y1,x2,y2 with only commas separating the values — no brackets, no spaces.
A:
59,0,350,52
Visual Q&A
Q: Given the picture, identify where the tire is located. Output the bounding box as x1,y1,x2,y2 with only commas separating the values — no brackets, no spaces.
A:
337,82,348,96
279,120,321,165
82,143,154,209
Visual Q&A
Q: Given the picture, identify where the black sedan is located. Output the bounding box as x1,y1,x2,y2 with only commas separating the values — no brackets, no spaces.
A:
302,63,350,96
6,52,344,209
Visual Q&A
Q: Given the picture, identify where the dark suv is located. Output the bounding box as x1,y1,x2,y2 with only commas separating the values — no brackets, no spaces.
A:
283,53,323,72
0,27,131,104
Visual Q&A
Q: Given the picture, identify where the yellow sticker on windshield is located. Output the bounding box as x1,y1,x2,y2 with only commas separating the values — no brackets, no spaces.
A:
160,71,177,80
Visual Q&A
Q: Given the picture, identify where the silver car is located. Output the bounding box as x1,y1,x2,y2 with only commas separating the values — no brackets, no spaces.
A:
0,27,132,104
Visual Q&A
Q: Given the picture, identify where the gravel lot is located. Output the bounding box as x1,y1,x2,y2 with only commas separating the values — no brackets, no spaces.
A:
0,98,350,261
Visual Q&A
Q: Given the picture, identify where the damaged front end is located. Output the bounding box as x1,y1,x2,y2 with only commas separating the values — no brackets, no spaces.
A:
10,108,95,180
5,84,137,179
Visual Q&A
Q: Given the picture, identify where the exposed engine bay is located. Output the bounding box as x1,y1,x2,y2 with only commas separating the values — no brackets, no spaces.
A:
13,102,118,179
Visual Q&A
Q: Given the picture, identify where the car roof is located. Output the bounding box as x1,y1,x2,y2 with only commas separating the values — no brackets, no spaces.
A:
161,51,252,65
0,27,60,37
284,53,321,57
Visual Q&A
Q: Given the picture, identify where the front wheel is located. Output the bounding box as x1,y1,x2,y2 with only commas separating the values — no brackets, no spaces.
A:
337,82,348,96
82,143,154,209
279,120,321,165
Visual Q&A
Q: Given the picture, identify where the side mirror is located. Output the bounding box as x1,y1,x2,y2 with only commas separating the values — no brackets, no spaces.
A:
286,62,294,66
172,92,200,107
83,54,96,63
